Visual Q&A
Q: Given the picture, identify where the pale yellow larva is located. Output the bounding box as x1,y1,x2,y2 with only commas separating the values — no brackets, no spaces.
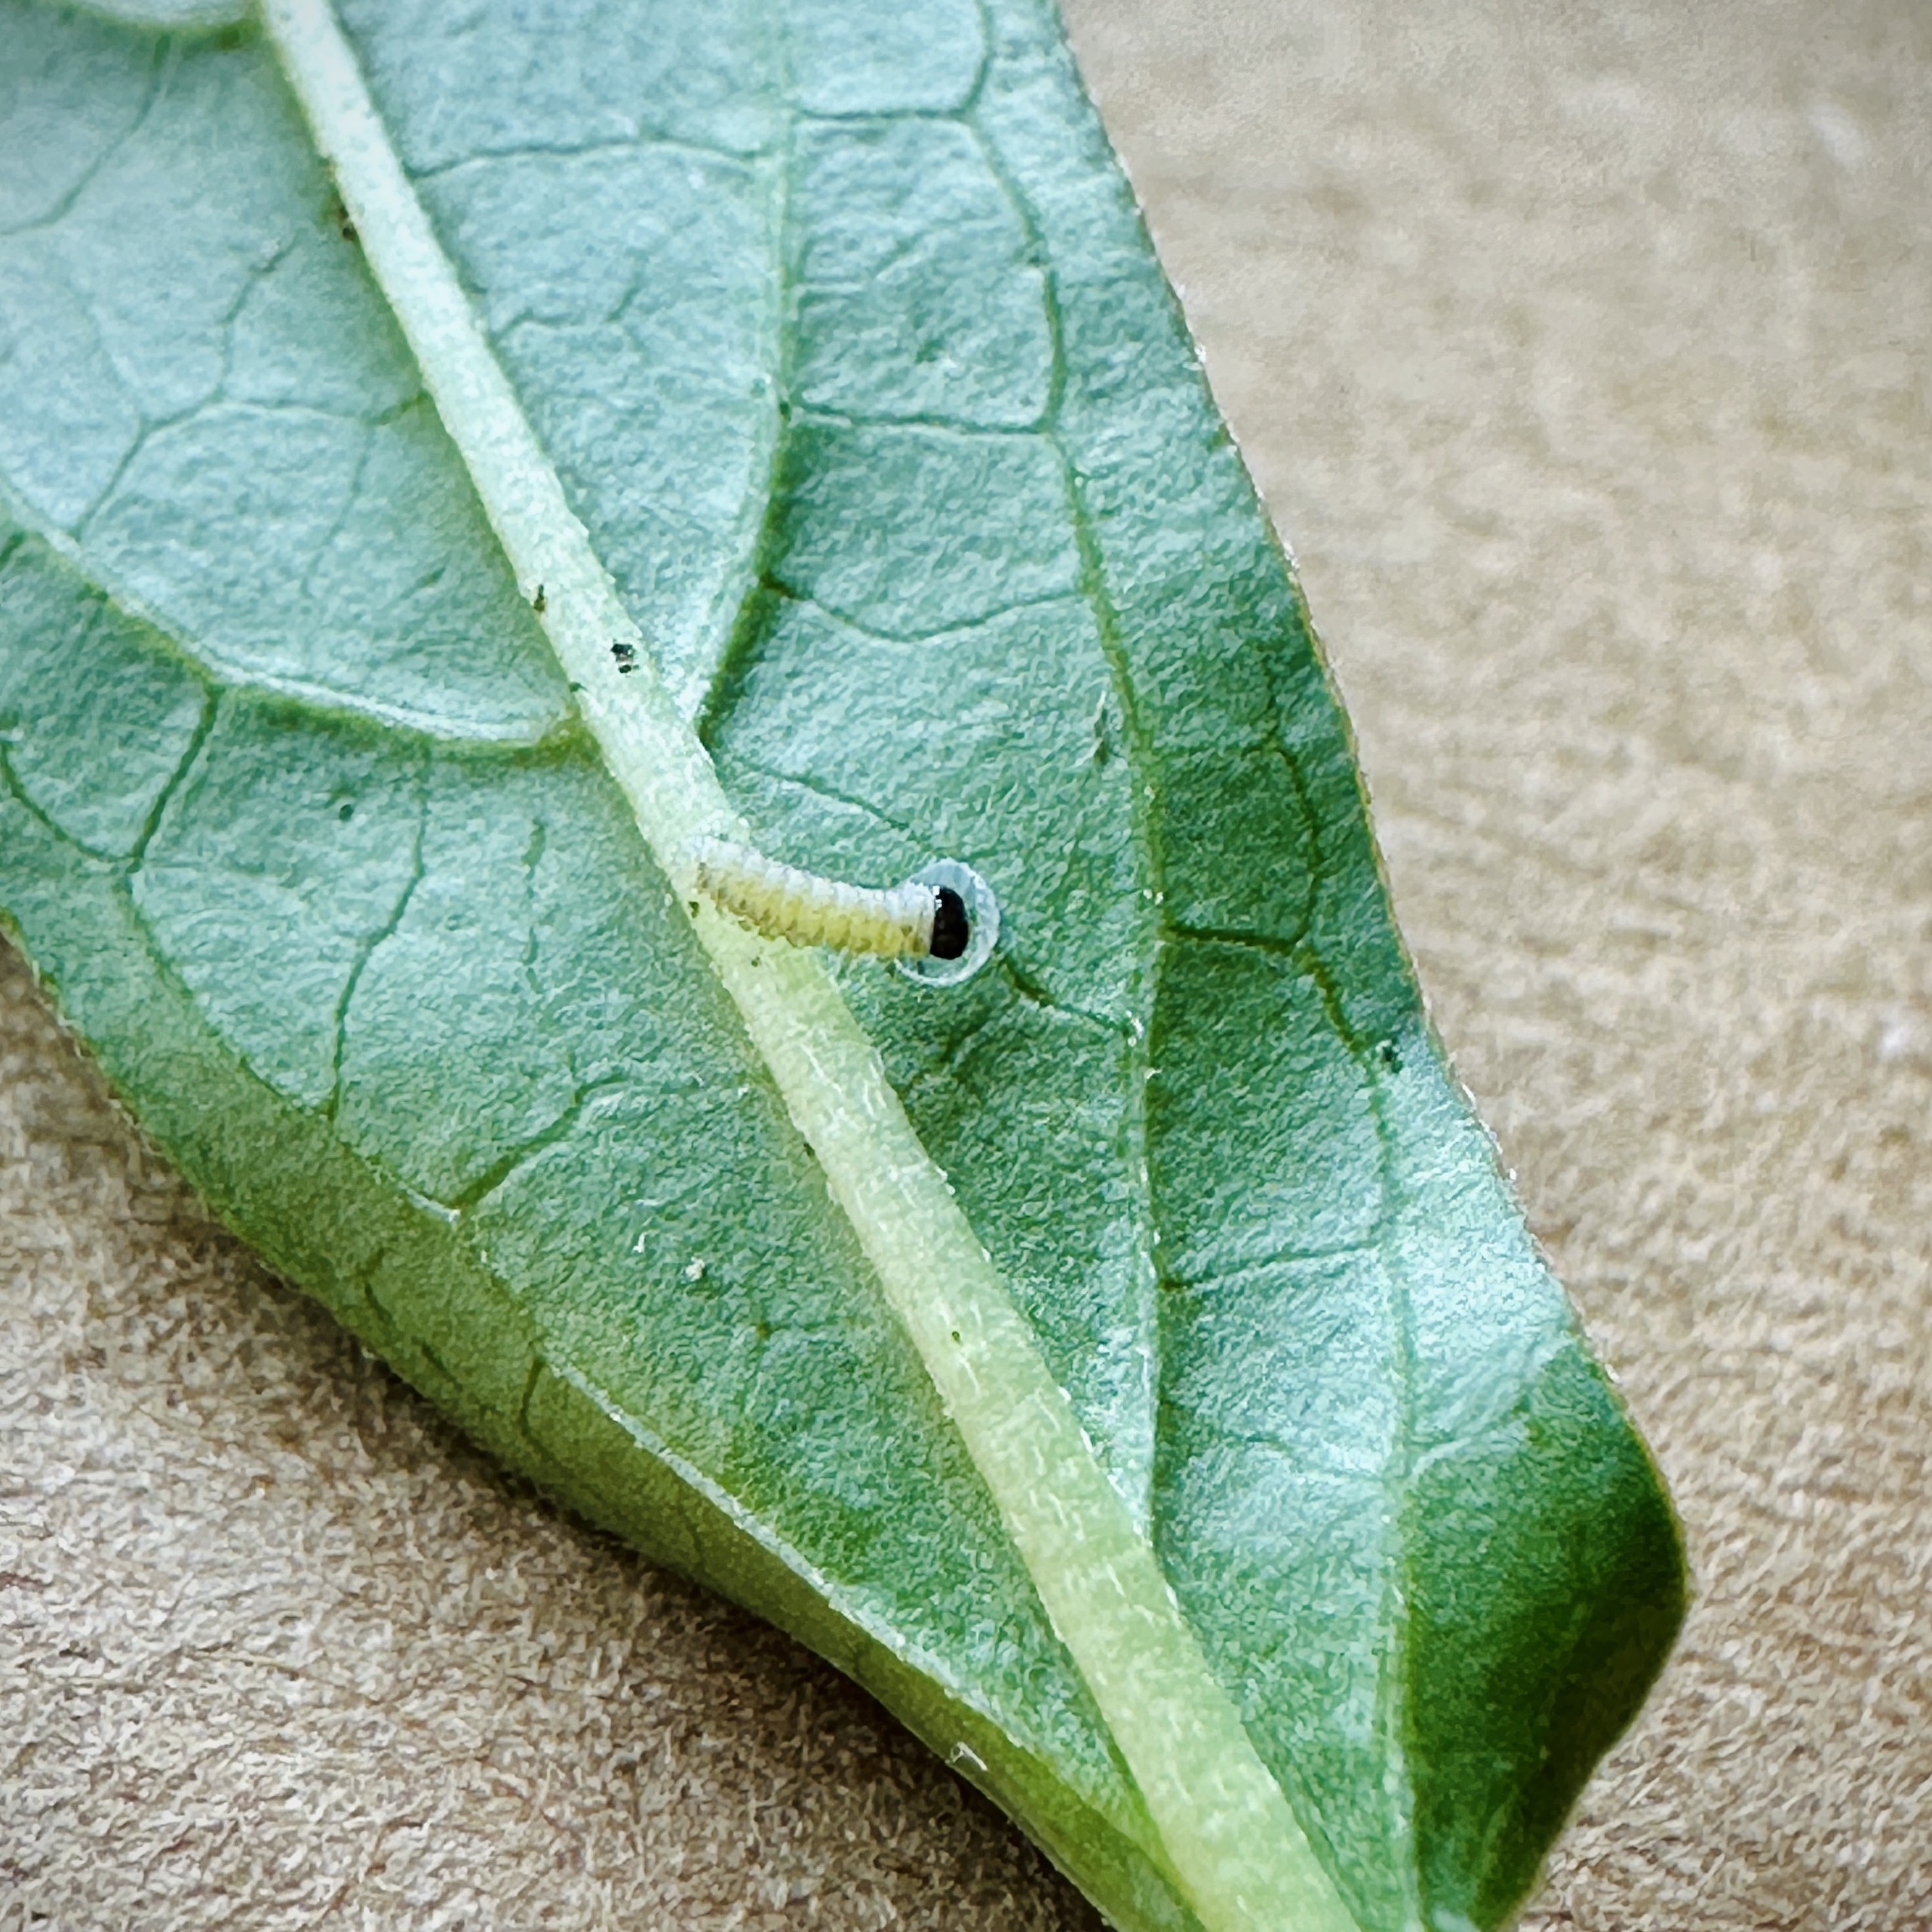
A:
686,837,999,986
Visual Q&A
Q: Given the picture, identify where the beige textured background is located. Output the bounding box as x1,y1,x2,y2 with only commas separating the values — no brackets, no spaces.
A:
4,0,1928,1926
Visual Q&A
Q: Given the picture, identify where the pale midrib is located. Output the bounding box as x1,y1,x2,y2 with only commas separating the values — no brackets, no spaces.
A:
258,7,1357,1931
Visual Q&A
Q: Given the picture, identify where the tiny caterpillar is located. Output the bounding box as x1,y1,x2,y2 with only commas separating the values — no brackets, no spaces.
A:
688,837,1000,987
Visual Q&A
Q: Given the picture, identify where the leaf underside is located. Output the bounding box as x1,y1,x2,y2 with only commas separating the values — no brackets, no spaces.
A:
0,5,1684,1930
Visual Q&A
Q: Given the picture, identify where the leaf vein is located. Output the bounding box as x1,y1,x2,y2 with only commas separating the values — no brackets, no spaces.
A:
256,8,1364,1924
963,102,1163,1531
323,748,428,1122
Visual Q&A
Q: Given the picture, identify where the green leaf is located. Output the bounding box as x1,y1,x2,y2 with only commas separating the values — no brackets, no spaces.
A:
0,4,1685,1930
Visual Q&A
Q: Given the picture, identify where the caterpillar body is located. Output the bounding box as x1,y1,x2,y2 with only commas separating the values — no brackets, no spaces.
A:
688,837,999,987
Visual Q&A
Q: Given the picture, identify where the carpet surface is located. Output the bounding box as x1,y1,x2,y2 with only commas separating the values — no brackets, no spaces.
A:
3,2,1927,1927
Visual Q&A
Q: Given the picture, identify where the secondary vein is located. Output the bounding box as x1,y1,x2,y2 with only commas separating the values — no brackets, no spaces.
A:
258,6,1357,1929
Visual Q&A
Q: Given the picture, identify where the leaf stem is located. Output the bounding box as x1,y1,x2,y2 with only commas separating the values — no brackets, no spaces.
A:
259,6,1358,1927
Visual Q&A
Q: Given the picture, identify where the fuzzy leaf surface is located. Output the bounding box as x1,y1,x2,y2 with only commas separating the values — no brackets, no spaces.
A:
0,4,1684,1927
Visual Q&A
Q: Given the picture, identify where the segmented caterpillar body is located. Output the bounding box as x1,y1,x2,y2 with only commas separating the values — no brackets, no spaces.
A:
688,837,998,987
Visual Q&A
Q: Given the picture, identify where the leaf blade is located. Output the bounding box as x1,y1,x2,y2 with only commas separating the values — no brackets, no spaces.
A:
0,2,1685,1928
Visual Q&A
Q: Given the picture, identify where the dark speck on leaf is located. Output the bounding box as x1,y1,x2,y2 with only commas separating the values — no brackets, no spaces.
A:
326,192,357,246
532,585,546,614
611,640,637,674
1374,1038,1402,1073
